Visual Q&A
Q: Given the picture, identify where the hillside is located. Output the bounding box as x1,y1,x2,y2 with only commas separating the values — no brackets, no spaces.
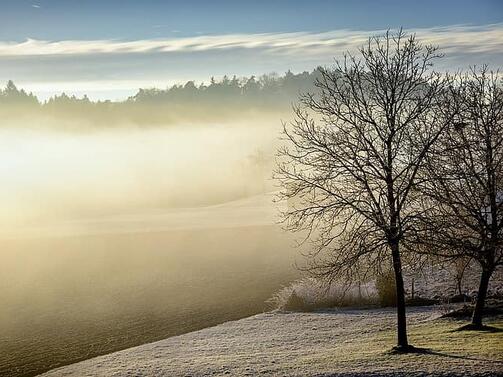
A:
39,307,503,377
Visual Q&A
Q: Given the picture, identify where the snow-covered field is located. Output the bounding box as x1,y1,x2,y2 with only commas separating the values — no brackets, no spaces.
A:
39,307,503,377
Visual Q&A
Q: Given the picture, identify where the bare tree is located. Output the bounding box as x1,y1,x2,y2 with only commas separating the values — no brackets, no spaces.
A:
417,67,503,329
276,30,451,351
452,257,471,297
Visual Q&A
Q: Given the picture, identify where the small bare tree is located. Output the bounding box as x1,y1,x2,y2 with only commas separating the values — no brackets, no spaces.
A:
452,257,471,297
276,30,451,351
417,67,503,329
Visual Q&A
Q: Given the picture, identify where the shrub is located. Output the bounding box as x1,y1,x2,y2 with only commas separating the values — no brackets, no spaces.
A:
282,290,310,311
376,270,397,307
268,278,377,311
406,296,439,306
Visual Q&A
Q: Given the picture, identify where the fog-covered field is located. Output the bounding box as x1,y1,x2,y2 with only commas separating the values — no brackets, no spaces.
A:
0,119,283,235
0,119,300,377
1,224,299,377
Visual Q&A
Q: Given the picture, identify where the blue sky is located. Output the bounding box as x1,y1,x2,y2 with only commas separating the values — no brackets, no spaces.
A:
1,0,502,100
2,0,502,40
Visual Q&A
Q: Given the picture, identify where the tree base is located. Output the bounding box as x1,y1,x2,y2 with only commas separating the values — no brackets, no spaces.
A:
456,323,502,332
389,344,428,354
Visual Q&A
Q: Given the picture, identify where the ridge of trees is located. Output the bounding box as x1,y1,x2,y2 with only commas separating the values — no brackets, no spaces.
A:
0,70,323,126
0,68,320,117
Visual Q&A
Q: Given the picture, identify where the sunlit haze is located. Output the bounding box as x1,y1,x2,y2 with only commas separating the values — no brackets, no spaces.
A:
1,2,503,377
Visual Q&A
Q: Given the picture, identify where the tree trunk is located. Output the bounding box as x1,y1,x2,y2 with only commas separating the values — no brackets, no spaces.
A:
411,278,415,300
390,241,408,348
471,266,493,327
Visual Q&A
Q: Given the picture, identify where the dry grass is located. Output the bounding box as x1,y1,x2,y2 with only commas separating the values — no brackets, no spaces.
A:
308,316,503,376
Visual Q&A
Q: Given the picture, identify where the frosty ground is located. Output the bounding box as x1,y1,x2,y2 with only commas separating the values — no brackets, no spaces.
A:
39,306,503,377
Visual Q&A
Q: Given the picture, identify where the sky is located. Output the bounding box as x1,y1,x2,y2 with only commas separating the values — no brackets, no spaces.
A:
1,0,502,100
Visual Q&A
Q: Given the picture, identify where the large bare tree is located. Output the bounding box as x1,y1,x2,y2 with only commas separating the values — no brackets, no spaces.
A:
276,30,452,351
417,67,503,329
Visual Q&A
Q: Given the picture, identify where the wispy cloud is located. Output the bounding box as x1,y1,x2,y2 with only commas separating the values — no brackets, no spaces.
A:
1,24,501,58
2,24,502,101
31,4,41,8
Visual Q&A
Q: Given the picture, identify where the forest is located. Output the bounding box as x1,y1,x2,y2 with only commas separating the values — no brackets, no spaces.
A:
0,70,320,127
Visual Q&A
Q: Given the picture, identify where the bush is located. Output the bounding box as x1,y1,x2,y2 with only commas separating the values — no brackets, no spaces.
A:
268,278,378,312
406,296,439,306
449,293,470,303
376,270,397,307
282,290,311,311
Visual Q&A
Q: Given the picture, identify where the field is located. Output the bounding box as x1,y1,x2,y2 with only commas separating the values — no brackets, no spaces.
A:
0,195,299,377
2,194,502,377
38,306,503,377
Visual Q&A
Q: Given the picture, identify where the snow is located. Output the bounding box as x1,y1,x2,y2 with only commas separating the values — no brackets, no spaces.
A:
38,307,502,377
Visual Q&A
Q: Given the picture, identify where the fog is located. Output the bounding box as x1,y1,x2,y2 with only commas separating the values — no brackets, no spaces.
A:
0,116,300,377
0,117,285,237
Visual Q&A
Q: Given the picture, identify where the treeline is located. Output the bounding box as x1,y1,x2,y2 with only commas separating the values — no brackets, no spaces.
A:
0,70,321,127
